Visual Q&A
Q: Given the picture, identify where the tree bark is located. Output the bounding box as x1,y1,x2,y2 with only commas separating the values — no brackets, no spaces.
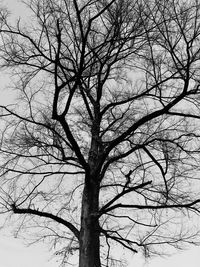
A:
79,177,101,267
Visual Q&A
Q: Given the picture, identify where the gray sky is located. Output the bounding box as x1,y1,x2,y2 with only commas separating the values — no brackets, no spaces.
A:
0,233,199,267
0,0,199,266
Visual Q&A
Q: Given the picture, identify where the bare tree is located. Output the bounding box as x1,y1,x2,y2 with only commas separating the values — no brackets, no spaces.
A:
1,0,200,266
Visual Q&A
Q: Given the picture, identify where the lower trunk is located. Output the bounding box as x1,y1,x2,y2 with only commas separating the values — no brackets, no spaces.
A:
79,181,101,267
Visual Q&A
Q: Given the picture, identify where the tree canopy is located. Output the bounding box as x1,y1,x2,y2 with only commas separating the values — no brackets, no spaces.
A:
1,0,200,266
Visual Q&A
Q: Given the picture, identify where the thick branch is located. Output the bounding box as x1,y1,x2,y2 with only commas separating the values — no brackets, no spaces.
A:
11,205,80,240
102,199,200,214
106,85,190,155
100,181,152,214
101,228,138,253
58,116,89,171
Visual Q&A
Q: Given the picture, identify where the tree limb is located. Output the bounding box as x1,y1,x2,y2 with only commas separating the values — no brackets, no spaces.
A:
11,204,80,240
102,199,200,214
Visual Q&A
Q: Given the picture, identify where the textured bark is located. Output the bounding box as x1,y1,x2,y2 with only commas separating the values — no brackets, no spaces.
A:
78,102,102,266
79,179,101,267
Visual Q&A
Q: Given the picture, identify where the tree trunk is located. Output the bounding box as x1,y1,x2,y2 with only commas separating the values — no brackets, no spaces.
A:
79,178,101,267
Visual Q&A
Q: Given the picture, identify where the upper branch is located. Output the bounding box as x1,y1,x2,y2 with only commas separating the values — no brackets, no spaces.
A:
102,199,200,214
58,116,89,171
105,85,190,156
100,181,152,215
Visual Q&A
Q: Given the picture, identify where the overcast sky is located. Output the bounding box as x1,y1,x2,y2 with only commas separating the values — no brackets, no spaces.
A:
0,0,199,266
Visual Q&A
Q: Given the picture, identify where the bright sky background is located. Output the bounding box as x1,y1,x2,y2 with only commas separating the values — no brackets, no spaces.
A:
0,0,199,266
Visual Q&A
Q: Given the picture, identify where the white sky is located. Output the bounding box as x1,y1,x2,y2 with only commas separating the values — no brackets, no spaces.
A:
0,0,199,266
0,233,199,267
0,236,58,267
